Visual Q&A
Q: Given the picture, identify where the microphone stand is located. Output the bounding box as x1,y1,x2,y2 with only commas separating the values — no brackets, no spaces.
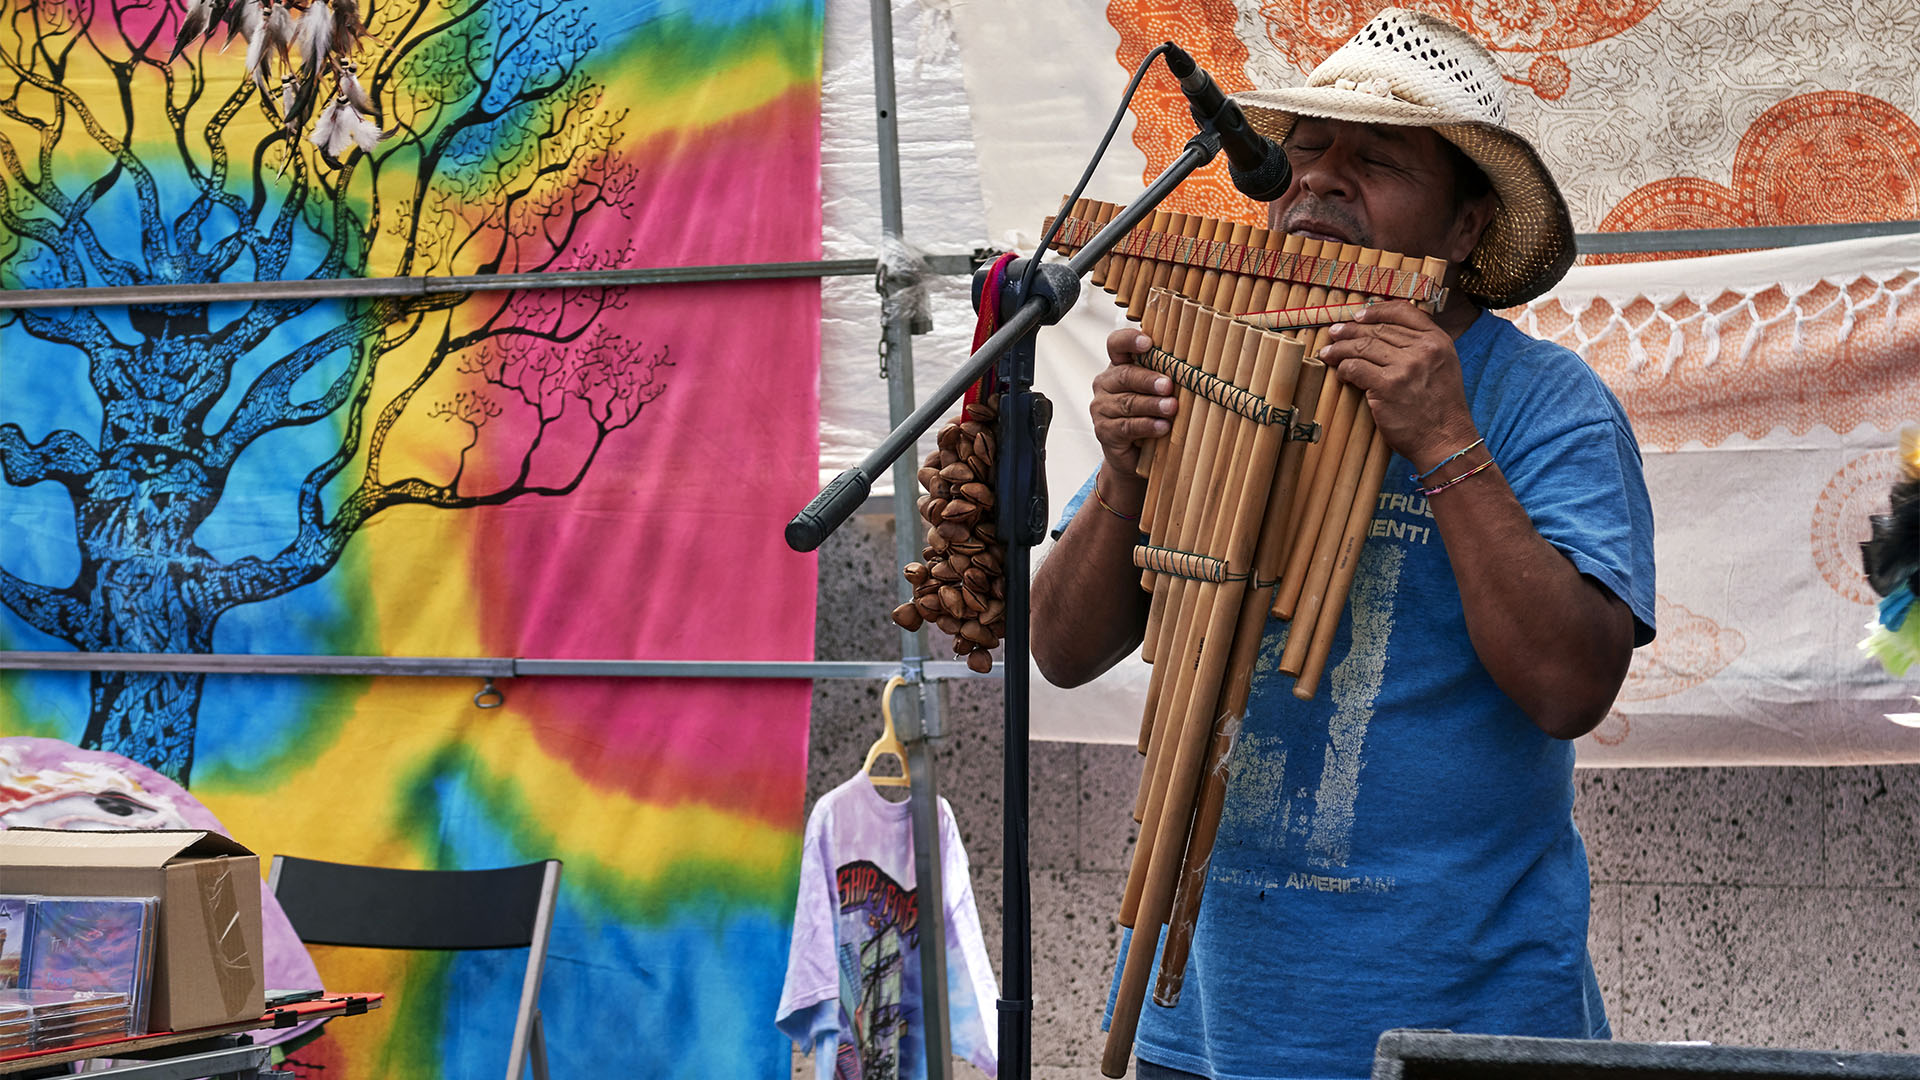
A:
787,125,1230,1080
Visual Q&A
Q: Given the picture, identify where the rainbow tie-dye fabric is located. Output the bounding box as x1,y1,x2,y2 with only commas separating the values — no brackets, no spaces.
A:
0,0,824,1075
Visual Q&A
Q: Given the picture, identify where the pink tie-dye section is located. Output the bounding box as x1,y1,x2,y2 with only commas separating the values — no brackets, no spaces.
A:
470,88,822,826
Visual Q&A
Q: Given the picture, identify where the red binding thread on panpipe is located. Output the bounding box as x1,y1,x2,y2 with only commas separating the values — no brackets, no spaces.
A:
1042,213,1443,303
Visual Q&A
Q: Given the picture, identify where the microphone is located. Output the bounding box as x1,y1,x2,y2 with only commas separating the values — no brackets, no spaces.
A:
1163,42,1292,202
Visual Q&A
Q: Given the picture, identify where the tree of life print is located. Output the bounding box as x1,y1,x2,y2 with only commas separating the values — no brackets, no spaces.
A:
0,0,667,784
836,859,919,1080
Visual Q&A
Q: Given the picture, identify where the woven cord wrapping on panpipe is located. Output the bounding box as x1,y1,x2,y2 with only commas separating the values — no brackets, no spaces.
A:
1045,202,1449,1078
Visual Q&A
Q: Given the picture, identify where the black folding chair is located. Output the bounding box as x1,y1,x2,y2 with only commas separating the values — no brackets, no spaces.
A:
268,855,561,1080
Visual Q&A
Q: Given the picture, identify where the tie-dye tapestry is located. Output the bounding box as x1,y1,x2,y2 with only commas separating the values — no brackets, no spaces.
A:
933,1,1920,762
0,0,823,1076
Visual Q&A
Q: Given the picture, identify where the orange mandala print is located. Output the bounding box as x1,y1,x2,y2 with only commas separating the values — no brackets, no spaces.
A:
1254,1,1660,81
1737,93,1920,226
1620,595,1746,702
1598,92,1920,258
1106,1,1664,221
1588,177,1749,265
1811,450,1903,606
1108,0,1266,227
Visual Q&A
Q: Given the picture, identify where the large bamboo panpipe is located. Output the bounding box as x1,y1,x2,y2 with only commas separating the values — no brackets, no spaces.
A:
1045,199,1448,702
1042,201,1452,1077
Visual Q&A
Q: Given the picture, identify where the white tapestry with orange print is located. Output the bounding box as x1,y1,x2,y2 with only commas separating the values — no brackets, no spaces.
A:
922,0,1920,764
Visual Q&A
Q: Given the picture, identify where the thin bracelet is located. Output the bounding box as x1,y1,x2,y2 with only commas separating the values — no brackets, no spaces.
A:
1409,437,1485,484
1420,457,1496,497
1093,480,1140,522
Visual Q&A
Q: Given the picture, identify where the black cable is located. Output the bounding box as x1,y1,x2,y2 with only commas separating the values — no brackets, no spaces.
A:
1020,43,1174,298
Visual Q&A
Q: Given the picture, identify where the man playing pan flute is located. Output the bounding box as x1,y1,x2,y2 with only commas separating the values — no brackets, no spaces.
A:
1032,9,1656,1079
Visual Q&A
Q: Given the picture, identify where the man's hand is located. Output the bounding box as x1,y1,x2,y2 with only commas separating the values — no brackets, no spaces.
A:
1319,300,1477,472
1091,328,1176,481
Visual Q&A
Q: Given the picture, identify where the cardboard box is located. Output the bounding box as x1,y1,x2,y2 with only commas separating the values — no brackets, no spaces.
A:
0,829,265,1032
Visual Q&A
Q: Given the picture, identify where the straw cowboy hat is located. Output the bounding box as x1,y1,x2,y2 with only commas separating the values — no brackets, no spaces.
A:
1232,8,1575,308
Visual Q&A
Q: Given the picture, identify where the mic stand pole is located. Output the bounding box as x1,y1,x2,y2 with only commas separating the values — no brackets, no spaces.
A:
788,127,1227,1080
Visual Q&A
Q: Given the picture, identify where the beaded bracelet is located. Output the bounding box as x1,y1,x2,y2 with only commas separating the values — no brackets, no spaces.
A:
1419,457,1495,497
1093,481,1140,522
1409,437,1484,485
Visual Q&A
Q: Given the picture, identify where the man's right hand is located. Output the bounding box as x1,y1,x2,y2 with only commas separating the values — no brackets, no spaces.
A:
1092,328,1178,478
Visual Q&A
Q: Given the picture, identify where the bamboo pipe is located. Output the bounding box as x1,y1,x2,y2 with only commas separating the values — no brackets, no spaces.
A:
1155,352,1327,1006
1103,332,1298,1077
1293,433,1394,697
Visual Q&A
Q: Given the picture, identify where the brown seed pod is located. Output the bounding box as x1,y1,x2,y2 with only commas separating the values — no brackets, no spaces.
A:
915,592,943,617
960,619,996,646
904,562,930,587
917,467,940,492
942,499,979,525
960,482,994,506
938,447,959,468
972,432,991,461
930,561,962,583
974,550,1001,576
891,602,924,631
938,462,974,484
945,551,972,574
961,584,985,612
938,425,964,453
967,648,995,673
962,567,990,594
965,401,995,423
992,576,1005,599
935,520,971,541
935,614,962,635
982,598,1005,625
939,585,965,618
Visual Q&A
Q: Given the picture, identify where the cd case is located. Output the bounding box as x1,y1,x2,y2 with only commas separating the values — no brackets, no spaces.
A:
0,893,159,1047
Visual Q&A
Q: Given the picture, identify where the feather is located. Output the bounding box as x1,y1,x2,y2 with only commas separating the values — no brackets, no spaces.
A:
203,0,234,40
308,94,381,165
169,0,211,60
220,0,256,49
1863,476,1920,600
222,0,253,50
297,0,332,72
265,0,296,66
331,0,364,55
338,62,375,116
245,23,277,115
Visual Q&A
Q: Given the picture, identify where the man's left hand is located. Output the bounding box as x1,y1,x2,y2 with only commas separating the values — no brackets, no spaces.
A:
1320,300,1477,472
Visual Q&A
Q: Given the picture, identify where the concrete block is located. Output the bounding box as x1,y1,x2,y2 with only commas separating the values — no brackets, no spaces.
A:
1031,868,1128,1070
1825,764,1920,889
1589,881,1624,1022
1577,767,1822,887
813,512,902,663
1080,742,1145,874
1615,883,1920,1051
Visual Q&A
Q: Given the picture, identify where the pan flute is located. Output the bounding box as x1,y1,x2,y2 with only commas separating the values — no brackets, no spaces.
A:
1042,199,1450,1077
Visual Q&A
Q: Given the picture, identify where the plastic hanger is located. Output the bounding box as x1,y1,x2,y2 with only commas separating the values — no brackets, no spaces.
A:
863,676,912,788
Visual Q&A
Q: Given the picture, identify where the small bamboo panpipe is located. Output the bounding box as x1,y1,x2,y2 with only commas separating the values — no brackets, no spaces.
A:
1043,200,1453,1078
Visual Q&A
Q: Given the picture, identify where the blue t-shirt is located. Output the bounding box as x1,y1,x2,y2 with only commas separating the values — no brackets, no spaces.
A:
1059,310,1657,1080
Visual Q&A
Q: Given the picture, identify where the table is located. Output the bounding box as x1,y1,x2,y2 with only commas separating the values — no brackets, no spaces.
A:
0,993,383,1078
